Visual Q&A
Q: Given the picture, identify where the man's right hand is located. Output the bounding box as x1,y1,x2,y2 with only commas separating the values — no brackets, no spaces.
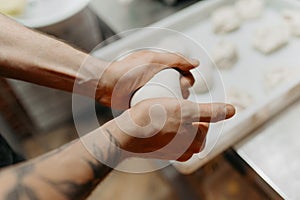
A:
102,98,235,162
95,50,199,110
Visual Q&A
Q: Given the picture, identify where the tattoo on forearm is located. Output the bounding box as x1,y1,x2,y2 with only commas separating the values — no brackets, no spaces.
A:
37,140,78,162
1,142,79,200
99,129,122,168
1,128,122,200
4,163,39,200
40,173,101,200
39,129,122,200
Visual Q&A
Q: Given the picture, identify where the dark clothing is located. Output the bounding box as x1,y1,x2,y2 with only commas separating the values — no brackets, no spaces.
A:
0,135,24,168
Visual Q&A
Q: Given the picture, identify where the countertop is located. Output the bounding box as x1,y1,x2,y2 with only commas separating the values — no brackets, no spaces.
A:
235,98,300,199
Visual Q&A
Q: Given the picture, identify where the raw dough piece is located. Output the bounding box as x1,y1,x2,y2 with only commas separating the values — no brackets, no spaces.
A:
130,69,182,107
212,6,241,34
282,9,300,37
212,40,238,70
190,66,214,94
158,36,190,56
227,88,253,111
264,67,297,92
253,24,290,54
235,0,265,20
0,0,26,16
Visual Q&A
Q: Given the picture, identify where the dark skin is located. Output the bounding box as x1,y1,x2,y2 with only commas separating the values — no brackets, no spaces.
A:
0,14,236,200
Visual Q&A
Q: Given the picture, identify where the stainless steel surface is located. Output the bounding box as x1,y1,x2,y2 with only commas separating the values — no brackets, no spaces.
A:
89,0,198,33
235,98,300,200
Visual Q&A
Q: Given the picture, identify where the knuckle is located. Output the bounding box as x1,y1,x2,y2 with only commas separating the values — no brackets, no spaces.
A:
214,104,226,121
138,50,154,58
181,100,194,119
172,56,184,66
172,101,182,116
136,50,149,55
129,50,154,61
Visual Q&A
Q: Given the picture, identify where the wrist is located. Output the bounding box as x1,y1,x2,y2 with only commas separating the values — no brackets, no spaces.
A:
73,55,111,104
94,63,114,106
81,126,125,168
100,121,131,159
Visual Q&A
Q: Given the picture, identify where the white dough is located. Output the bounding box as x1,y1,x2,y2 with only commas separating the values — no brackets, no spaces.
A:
190,66,214,94
158,36,190,56
0,0,26,16
130,69,182,107
227,88,253,111
235,0,265,20
253,24,290,54
282,9,300,37
211,6,241,34
264,67,298,92
212,40,238,70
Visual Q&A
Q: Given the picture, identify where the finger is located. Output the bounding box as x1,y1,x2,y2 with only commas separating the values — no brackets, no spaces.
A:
189,136,203,153
157,52,196,88
180,73,195,87
185,101,236,123
180,76,191,99
125,51,197,97
151,51,199,71
182,89,190,99
189,123,209,153
200,137,207,151
192,122,209,133
176,150,194,162
195,122,209,151
184,70,195,86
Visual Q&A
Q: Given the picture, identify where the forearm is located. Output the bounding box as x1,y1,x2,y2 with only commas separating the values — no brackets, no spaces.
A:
0,128,121,200
0,14,104,95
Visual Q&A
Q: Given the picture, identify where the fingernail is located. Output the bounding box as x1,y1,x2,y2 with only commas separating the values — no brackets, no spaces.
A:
226,104,236,118
200,138,206,151
190,58,199,66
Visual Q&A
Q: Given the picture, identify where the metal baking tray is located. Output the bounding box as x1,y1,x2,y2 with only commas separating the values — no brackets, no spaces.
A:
93,0,300,174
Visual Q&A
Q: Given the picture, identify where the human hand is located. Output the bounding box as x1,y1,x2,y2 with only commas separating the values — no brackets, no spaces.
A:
102,98,235,162
95,50,199,110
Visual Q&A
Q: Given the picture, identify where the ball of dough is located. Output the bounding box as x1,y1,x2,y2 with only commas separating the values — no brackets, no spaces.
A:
282,9,300,37
212,40,238,70
264,67,297,92
227,88,254,111
190,66,214,94
0,0,26,16
212,6,241,34
253,24,290,54
235,0,265,20
158,36,190,56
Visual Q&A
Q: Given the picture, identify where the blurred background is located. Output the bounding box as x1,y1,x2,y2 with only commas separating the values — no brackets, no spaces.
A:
0,0,294,199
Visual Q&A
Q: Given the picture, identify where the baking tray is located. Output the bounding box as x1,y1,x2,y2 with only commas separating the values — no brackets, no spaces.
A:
92,0,300,174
